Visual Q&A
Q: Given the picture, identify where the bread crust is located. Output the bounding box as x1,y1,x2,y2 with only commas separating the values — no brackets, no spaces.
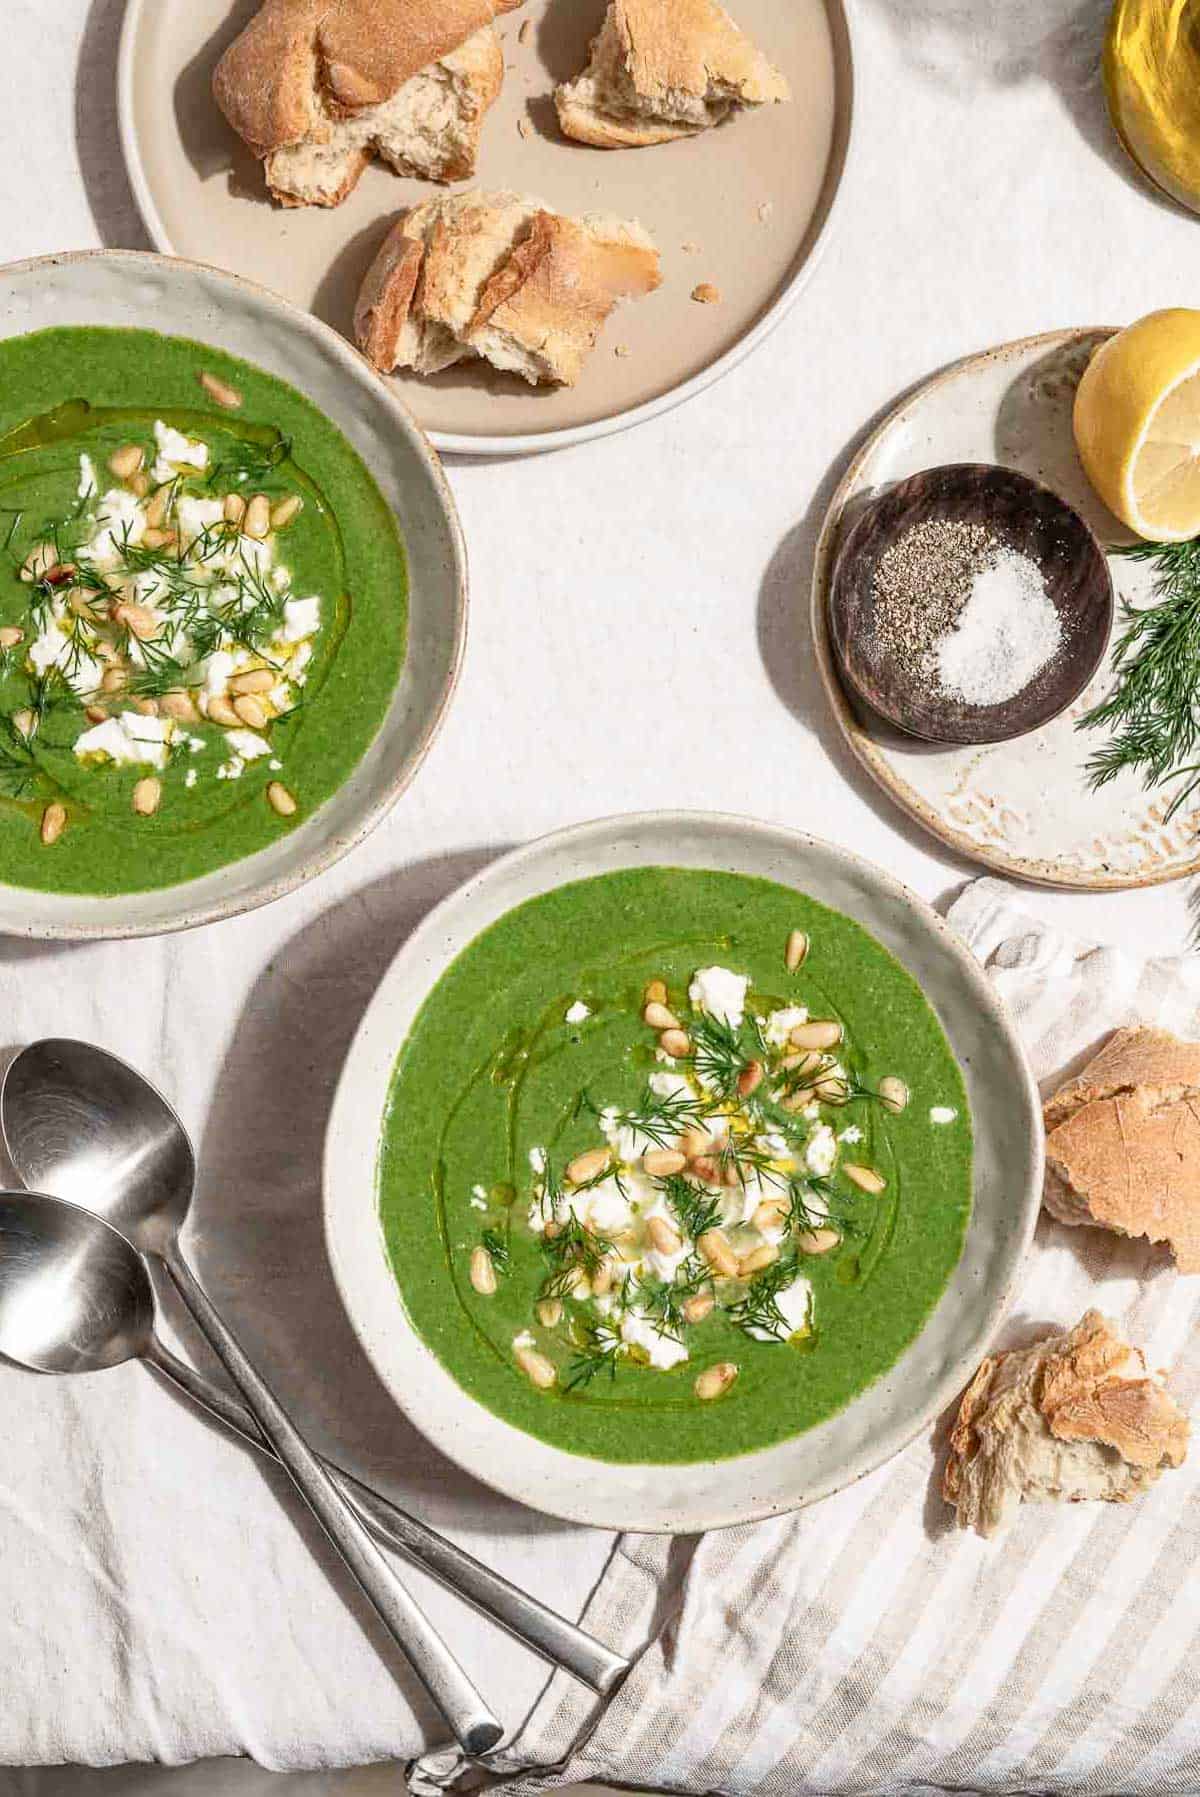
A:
353,224,425,374
1042,1027,1200,1271
214,0,522,167
554,0,789,149
943,1310,1189,1538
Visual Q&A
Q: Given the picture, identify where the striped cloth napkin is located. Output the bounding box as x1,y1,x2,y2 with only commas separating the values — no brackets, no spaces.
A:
412,876,1200,1797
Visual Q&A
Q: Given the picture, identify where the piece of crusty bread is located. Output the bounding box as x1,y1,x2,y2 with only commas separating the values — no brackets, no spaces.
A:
1042,1027,1200,1272
555,0,789,149
355,190,662,386
943,1311,1189,1539
214,0,522,200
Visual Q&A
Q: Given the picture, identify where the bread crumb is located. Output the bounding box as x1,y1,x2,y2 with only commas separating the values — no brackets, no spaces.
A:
692,283,722,305
519,18,532,44
517,116,531,138
681,241,700,253
757,200,774,222
614,343,631,358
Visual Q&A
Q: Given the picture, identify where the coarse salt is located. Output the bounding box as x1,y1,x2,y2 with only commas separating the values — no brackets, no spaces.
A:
935,550,1062,706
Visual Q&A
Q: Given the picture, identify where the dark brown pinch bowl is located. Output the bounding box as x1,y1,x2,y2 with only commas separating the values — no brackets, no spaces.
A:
828,463,1114,745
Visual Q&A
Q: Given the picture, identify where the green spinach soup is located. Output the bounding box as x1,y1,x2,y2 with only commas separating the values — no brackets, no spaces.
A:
0,326,407,893
379,868,973,1464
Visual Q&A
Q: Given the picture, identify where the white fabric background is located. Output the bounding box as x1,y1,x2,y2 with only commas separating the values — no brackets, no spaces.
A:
0,0,1199,1779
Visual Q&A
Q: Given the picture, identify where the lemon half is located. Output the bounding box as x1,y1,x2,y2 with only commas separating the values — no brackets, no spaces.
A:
1074,307,1200,540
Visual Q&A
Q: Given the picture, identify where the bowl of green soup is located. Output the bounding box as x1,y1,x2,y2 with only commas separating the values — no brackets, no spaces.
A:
0,251,465,937
325,812,1042,1533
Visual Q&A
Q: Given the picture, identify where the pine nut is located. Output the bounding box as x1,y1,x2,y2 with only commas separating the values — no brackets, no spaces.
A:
244,493,271,539
844,1163,886,1194
879,1076,909,1114
113,602,160,640
790,1019,843,1051
690,1155,719,1184
267,780,297,817
643,979,668,1006
643,1148,687,1178
660,1028,691,1058
199,369,243,410
646,1215,682,1255
682,1291,714,1324
141,527,177,552
469,1246,497,1295
681,1127,713,1159
270,494,303,530
591,1259,614,1297
780,1049,822,1077
0,626,23,648
695,1361,738,1401
785,929,810,971
566,1146,610,1186
205,695,240,727
737,1060,763,1098
67,590,102,621
12,709,35,738
40,802,66,845
107,443,144,480
132,777,161,816
223,492,247,526
643,1000,679,1030
230,668,275,696
753,1197,789,1232
145,487,170,528
780,1086,815,1114
159,690,198,722
233,694,269,730
101,667,127,694
132,698,159,717
797,1228,840,1255
85,705,107,724
698,1229,738,1278
514,1345,556,1390
20,543,55,582
738,1243,779,1278
129,472,150,499
43,562,76,587
542,1220,562,1241
537,1298,562,1328
815,1076,850,1106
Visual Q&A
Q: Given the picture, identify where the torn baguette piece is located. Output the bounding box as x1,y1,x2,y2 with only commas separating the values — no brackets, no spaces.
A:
555,0,789,149
1042,1026,1200,1272
214,0,523,201
355,190,662,386
943,1310,1189,1538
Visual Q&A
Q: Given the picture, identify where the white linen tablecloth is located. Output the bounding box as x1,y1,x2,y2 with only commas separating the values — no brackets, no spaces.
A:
427,879,1200,1797
3,0,1200,1781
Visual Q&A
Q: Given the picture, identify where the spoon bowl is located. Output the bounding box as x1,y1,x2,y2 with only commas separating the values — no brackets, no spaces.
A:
3,1039,193,1258
0,1190,155,1375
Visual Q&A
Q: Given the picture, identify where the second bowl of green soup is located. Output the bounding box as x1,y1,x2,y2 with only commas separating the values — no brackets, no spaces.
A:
325,813,1042,1533
0,252,465,936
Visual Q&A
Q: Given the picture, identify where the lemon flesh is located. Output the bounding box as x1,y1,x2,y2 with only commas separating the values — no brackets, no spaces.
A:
1074,307,1200,540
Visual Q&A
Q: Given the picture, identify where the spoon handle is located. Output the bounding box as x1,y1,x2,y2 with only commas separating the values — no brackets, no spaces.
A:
146,1336,627,1694
161,1249,503,1758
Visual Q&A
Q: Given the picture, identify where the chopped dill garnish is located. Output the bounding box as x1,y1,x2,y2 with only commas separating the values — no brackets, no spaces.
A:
688,1011,747,1101
538,1212,615,1301
0,718,40,799
580,1082,711,1149
563,1319,622,1391
481,1227,511,1275
660,1172,723,1243
727,1250,806,1342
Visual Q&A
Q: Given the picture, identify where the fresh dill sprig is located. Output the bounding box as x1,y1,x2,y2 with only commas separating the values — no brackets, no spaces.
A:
727,1250,806,1342
539,1213,615,1301
481,1227,511,1275
660,1172,723,1243
0,717,40,799
633,1264,707,1337
563,1319,622,1391
689,1011,748,1101
1080,538,1200,819
582,1082,712,1149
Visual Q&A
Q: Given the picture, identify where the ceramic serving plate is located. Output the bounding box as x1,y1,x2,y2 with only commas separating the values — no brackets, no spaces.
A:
324,811,1042,1534
118,0,855,456
812,327,1200,890
0,250,465,940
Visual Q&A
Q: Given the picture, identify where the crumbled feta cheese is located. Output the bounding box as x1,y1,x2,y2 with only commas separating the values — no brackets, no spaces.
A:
175,494,225,550
223,728,270,761
152,420,209,484
27,613,105,698
78,454,98,500
648,1069,692,1102
839,1125,863,1145
565,1000,590,1024
512,1331,536,1352
81,487,146,569
744,1275,812,1344
201,650,238,699
185,768,198,789
280,595,321,642
620,1309,689,1369
468,1194,488,1212
930,1106,958,1125
763,1005,809,1048
805,1124,838,1177
528,1145,546,1174
581,1176,636,1238
73,711,172,769
689,964,749,1028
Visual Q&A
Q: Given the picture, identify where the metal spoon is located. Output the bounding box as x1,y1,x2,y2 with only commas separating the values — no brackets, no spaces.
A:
0,1050,502,1757
1,1038,626,1697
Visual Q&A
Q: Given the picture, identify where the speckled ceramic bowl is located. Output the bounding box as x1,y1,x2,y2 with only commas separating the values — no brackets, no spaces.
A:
324,811,1042,1534
0,250,466,940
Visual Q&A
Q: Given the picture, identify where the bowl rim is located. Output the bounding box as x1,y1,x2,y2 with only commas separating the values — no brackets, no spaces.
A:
828,459,1116,745
117,0,860,460
0,247,468,941
323,807,1044,1533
